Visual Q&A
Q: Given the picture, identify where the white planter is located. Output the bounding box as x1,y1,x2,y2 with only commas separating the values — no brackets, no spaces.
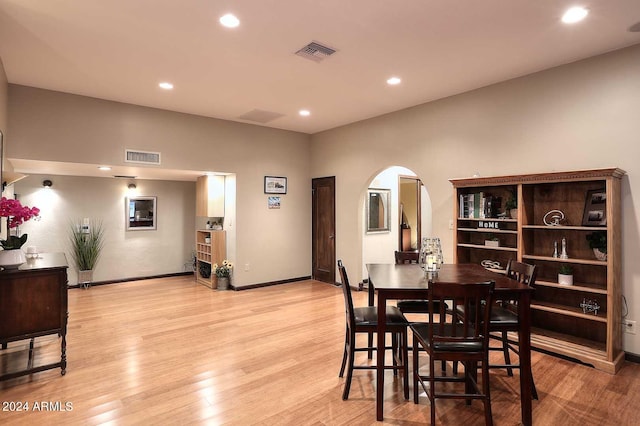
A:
558,274,573,286
0,249,27,270
485,240,500,248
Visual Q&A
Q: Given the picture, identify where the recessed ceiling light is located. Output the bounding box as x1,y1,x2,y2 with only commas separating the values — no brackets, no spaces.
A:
562,6,588,24
299,109,311,117
387,77,402,85
219,13,240,28
98,166,111,171
159,82,174,90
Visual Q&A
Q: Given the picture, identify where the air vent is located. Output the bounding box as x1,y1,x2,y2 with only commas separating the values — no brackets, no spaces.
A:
113,175,137,179
125,149,161,165
295,41,337,62
237,109,285,123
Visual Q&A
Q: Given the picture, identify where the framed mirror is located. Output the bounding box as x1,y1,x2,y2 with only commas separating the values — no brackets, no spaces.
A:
126,196,157,230
366,188,391,233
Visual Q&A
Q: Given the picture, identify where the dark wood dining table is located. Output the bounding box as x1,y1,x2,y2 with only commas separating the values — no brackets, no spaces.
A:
366,262,534,425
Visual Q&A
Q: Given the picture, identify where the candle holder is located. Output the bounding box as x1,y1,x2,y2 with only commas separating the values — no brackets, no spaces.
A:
419,237,443,275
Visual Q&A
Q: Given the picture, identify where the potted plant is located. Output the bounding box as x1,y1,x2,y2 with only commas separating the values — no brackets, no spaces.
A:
69,219,105,288
558,264,573,286
0,197,40,269
586,231,607,261
213,259,233,290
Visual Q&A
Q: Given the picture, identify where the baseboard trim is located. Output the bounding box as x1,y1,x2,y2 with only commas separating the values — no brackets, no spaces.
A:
232,276,312,291
625,352,640,364
68,271,194,289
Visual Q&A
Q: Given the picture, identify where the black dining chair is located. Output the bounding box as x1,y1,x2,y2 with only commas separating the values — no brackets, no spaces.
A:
411,280,495,425
337,260,410,400
454,259,538,399
489,259,539,399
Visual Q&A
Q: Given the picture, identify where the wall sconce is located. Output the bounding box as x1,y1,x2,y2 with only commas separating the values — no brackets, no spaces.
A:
128,183,137,190
42,179,53,188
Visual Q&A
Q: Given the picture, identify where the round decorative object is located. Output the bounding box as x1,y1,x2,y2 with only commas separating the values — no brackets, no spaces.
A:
0,249,27,270
593,248,607,261
543,210,565,226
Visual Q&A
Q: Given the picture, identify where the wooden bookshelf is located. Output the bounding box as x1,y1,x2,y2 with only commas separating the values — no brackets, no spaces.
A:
195,230,226,288
451,168,625,373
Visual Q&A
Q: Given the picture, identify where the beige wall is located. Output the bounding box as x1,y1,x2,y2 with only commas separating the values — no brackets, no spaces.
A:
0,57,7,135
311,44,640,353
15,175,195,285
7,86,312,287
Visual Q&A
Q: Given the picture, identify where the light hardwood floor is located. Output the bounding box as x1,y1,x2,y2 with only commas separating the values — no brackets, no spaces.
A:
1,276,639,425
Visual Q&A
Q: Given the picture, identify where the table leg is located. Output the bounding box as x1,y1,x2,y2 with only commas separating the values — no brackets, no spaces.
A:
376,292,387,421
518,292,533,426
368,278,375,359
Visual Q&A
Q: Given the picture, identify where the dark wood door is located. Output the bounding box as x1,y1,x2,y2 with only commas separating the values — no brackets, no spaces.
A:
312,177,335,283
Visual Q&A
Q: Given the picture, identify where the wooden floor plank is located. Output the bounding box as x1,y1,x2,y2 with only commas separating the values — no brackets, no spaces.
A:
1,276,639,425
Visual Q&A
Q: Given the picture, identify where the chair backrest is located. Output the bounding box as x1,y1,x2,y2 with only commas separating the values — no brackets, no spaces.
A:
428,280,495,345
337,260,356,329
395,250,419,264
505,260,537,286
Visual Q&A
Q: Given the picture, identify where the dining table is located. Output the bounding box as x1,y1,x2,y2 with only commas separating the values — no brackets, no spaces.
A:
366,262,535,425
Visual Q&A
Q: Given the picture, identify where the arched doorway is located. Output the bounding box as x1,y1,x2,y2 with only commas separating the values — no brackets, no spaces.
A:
361,166,432,277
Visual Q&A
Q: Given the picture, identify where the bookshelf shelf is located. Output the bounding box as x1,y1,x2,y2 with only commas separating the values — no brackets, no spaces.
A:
195,230,226,288
450,168,624,374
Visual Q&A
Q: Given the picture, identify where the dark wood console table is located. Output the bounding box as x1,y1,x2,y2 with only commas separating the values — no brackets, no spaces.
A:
0,252,69,381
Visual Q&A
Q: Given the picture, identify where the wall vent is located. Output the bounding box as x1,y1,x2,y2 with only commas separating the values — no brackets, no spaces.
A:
295,41,337,62
125,149,161,165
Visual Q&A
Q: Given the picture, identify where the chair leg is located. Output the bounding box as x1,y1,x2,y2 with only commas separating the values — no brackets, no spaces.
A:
429,354,436,425
482,360,494,426
342,331,356,400
501,331,513,376
531,367,539,400
339,327,349,377
392,333,398,377
367,331,374,359
413,342,420,404
402,330,409,400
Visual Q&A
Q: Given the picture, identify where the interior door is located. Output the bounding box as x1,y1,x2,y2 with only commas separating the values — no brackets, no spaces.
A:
312,176,336,283
399,176,421,251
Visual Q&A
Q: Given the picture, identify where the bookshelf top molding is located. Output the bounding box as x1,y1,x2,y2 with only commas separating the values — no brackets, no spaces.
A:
449,167,625,188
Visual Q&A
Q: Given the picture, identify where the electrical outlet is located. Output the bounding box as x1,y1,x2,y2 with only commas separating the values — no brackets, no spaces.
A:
623,319,636,335
449,219,454,230
244,263,250,272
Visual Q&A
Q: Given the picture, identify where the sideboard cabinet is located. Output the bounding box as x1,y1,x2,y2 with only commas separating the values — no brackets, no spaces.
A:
451,168,625,373
0,252,69,381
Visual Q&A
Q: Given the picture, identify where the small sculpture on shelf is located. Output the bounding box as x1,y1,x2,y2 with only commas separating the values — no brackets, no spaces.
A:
559,237,569,259
543,209,566,226
580,298,600,315
552,241,559,258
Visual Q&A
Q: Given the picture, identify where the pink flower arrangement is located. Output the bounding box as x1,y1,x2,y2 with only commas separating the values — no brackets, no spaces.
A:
0,197,40,249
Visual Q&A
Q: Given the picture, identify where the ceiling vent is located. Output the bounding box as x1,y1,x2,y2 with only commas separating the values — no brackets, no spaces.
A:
125,149,161,165
237,109,285,123
295,41,337,62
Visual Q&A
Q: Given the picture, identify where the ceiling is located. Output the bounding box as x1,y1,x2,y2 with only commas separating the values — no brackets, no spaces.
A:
1,1,640,180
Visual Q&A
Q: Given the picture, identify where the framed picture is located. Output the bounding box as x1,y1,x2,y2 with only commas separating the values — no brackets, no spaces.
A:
582,190,607,226
126,196,157,230
268,196,281,209
264,176,287,194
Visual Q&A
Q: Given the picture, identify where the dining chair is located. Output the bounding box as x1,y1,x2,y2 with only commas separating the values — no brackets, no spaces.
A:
411,280,495,426
489,259,539,399
453,259,538,399
337,260,410,400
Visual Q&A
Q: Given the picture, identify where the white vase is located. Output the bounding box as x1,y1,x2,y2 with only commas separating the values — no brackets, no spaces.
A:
0,249,27,270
